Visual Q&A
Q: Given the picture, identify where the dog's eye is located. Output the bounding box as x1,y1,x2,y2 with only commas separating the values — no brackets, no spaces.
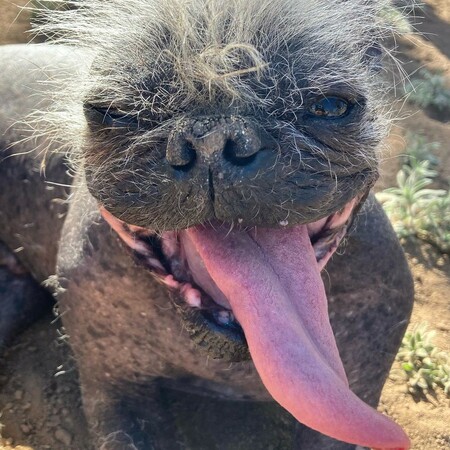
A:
84,104,139,129
307,97,349,118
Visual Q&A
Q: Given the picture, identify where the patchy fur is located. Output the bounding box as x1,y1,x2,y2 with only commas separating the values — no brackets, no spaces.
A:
33,0,395,152
23,0,401,231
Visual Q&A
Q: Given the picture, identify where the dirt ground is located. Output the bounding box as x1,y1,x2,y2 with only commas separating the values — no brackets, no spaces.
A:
0,0,449,449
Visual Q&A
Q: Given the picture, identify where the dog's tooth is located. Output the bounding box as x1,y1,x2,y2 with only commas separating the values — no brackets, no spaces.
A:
163,274,180,289
183,286,202,308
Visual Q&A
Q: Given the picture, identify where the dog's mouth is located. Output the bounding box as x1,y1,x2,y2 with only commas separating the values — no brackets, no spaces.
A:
100,200,356,360
100,198,409,450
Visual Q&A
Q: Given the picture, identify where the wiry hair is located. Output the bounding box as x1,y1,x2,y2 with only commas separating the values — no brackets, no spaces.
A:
31,0,398,161
21,0,406,230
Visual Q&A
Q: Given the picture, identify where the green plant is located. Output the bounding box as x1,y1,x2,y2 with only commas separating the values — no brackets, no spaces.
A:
380,4,413,34
397,324,450,396
402,132,440,167
418,192,450,252
377,160,450,252
405,69,450,111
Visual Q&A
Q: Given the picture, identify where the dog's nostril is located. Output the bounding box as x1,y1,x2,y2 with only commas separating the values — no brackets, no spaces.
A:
223,139,258,167
167,140,197,172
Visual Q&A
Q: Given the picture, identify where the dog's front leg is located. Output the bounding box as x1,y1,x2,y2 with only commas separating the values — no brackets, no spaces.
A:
54,185,185,449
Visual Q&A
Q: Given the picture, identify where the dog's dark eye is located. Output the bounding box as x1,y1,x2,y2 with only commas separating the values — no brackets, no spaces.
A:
307,97,349,118
84,104,139,129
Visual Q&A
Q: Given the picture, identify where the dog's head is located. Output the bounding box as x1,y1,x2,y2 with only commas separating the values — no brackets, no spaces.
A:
40,0,409,448
80,0,385,231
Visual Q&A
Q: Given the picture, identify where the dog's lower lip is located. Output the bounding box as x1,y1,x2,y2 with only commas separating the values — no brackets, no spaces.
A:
99,200,358,357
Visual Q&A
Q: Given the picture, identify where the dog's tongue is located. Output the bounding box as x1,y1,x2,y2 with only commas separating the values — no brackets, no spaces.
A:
185,224,409,450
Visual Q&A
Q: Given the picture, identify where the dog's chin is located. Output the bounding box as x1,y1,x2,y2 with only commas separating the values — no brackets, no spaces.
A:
99,197,360,363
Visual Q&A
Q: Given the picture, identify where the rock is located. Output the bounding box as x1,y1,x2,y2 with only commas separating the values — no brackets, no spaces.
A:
54,427,72,446
20,424,31,434
22,402,31,411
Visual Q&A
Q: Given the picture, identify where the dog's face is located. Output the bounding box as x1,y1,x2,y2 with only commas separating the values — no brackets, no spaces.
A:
81,2,383,232
45,0,409,447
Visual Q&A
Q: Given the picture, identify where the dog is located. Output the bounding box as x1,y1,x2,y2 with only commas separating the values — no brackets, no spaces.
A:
0,0,414,448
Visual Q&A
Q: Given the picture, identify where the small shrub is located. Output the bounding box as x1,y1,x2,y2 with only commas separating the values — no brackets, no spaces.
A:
405,69,450,111
377,160,450,253
397,324,450,396
402,132,440,167
418,192,450,252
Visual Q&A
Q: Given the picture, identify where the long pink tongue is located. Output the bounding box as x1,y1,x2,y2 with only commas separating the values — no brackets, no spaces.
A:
186,225,410,449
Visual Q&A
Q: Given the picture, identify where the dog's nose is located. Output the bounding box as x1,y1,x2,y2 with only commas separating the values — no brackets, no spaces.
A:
166,119,276,172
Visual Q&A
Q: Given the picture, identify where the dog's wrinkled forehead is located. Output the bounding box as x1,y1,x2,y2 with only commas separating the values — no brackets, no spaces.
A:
77,0,386,115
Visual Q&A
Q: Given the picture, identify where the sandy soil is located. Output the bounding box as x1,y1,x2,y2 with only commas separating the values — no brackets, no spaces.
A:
375,2,450,447
0,0,449,449
0,0,32,45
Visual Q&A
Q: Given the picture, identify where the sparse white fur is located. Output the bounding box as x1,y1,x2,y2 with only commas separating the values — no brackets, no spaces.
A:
29,0,399,167
16,0,409,232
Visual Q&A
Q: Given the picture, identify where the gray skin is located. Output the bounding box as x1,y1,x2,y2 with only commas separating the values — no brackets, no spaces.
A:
0,45,414,449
